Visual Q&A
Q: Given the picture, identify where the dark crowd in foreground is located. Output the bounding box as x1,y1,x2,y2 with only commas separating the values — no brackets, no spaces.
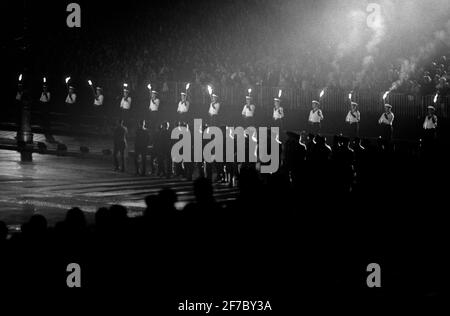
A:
0,133,448,299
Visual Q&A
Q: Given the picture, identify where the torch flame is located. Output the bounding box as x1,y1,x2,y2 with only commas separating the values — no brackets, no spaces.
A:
65,77,71,84
275,133,282,144
18,74,22,81
278,89,282,98
186,83,190,90
319,89,325,98
123,83,128,88
348,92,352,100
433,93,438,104
43,77,46,83
147,84,151,90
248,88,252,95
88,80,92,86
207,85,213,95
382,91,389,101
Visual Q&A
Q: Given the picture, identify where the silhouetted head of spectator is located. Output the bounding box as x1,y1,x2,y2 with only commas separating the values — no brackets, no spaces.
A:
158,188,178,212
109,204,128,224
22,214,48,238
65,207,87,231
95,207,109,231
193,177,214,204
0,221,7,241
144,195,160,217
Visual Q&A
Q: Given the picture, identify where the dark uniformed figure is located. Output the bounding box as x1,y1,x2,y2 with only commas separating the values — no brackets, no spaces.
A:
345,102,360,138
154,121,172,178
308,100,324,135
134,119,149,176
113,119,128,172
378,104,394,143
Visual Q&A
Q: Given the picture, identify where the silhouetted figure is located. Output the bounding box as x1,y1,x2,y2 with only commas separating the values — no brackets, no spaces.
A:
134,120,149,176
113,119,128,172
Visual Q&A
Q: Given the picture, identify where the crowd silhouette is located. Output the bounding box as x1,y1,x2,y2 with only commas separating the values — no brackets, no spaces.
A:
0,132,447,297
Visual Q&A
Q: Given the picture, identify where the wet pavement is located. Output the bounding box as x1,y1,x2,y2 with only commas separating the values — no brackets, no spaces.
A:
0,150,237,229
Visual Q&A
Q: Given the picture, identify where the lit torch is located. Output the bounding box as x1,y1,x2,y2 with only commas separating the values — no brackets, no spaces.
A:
433,93,438,104
382,91,390,103
147,83,151,91
65,76,71,85
278,89,282,98
319,89,325,99
88,80,95,95
18,74,23,82
123,83,128,88
348,92,352,101
248,88,252,96
43,77,46,84
186,83,190,91
207,85,213,96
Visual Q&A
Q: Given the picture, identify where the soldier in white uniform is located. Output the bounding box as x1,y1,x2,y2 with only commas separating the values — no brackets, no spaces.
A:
345,101,360,138
65,86,77,127
40,83,51,131
120,88,132,125
423,105,438,143
308,100,324,135
148,90,160,129
93,87,105,131
242,95,255,127
208,93,220,126
93,87,104,107
177,91,190,127
272,96,284,129
378,104,394,142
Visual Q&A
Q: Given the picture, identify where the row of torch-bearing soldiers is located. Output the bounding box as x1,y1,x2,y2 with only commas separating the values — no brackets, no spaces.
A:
17,80,438,143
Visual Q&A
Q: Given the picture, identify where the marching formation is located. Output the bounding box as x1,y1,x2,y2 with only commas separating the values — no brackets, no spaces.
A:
14,75,440,178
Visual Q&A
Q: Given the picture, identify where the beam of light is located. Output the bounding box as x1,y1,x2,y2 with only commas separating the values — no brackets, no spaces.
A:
147,84,151,90
433,93,438,104
319,89,325,99
382,91,389,101
123,83,128,88
186,83,190,90
88,80,92,86
248,88,252,95
18,74,22,81
207,85,213,95
278,89,282,98
65,77,71,84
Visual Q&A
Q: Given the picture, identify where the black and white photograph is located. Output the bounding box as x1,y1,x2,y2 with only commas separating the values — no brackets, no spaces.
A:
1,0,449,308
